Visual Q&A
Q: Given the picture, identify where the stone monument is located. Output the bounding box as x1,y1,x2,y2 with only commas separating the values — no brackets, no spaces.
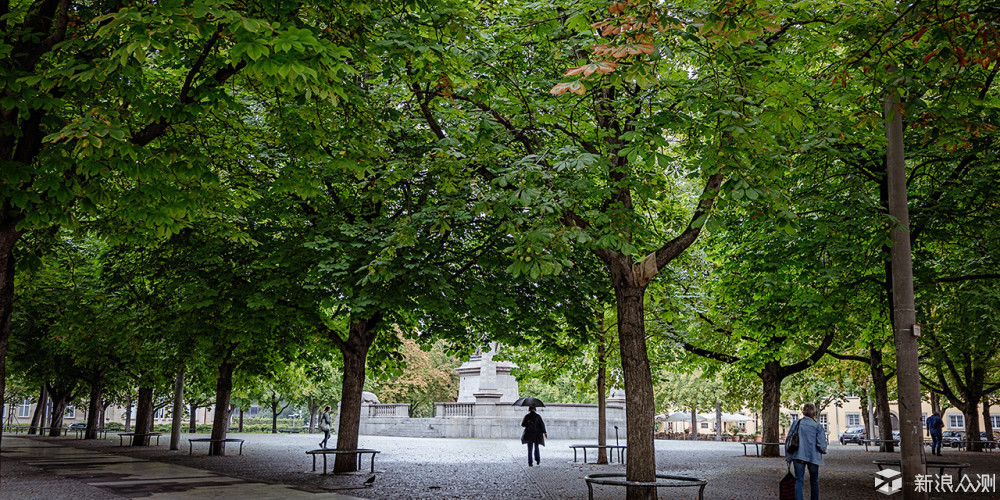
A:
456,342,519,403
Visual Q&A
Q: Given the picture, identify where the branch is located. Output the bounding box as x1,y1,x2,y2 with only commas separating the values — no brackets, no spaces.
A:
780,330,835,377
934,274,1000,283
827,351,871,364
654,173,724,269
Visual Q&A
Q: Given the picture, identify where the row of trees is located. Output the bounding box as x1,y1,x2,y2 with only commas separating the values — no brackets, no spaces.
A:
3,0,998,497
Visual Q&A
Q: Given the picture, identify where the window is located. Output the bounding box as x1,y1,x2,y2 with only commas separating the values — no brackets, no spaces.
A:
64,406,75,419
788,413,799,422
153,408,164,419
248,405,261,417
948,414,965,429
700,422,709,429
846,413,861,427
738,422,747,431
818,414,829,432
920,413,927,427
18,399,31,418
991,414,1000,429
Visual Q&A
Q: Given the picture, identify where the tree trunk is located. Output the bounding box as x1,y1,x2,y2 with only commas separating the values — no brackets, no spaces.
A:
132,387,154,446
210,361,237,456
47,383,76,436
690,408,698,440
930,393,940,417
308,396,317,433
271,394,279,434
170,370,184,450
871,347,895,452
239,407,244,432
125,396,132,432
0,216,25,448
85,375,104,440
611,272,656,500
860,388,871,438
596,336,608,464
715,402,723,440
984,397,995,442
759,362,783,457
28,384,46,435
333,315,381,473
885,87,927,499
189,403,198,433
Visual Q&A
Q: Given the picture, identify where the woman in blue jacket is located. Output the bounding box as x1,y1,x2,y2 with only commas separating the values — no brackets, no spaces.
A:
786,403,828,500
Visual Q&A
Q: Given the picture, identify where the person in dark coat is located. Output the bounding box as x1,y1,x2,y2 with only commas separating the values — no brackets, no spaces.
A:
521,406,547,466
927,411,944,456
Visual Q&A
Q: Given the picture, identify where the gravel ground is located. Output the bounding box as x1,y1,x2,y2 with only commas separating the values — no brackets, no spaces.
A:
5,432,1000,499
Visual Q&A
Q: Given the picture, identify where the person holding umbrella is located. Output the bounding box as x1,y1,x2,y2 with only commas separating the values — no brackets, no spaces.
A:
520,403,547,467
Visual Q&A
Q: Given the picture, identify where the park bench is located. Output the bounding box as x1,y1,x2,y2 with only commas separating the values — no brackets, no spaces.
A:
71,428,109,439
874,460,970,479
278,428,301,433
954,440,998,452
118,432,162,446
188,438,245,455
569,444,627,464
584,473,706,500
305,448,380,474
739,441,783,456
863,439,899,452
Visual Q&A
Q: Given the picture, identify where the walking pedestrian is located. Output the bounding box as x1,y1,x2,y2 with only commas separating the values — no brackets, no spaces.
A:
927,411,944,456
318,406,332,449
521,406,547,467
785,403,828,500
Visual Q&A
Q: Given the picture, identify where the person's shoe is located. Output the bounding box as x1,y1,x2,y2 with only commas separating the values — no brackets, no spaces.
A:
528,462,533,467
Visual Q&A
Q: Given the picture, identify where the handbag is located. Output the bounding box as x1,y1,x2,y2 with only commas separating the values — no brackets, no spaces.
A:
785,420,801,454
779,462,796,500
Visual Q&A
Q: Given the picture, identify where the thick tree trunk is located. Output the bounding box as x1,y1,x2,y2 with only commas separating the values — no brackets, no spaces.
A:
871,348,895,452
690,408,698,440
101,399,110,429
334,315,381,473
0,216,25,447
963,404,982,452
210,361,237,455
28,384,46,435
596,338,608,464
170,370,184,450
132,387,154,446
860,388,871,437
612,272,656,500
885,88,927,499
760,362,783,457
239,407,244,432
930,393,940,417
85,376,104,440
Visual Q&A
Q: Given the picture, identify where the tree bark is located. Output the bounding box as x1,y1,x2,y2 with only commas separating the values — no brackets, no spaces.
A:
270,392,279,434
239,407,244,432
984,397,995,442
189,403,198,433
760,362,783,457
0,216,25,447
611,268,656,500
132,387,154,446
210,361,237,455
308,396,317,433
47,383,76,436
125,396,132,432
333,315,381,473
596,334,608,464
170,370,184,450
860,388,871,437
85,375,104,440
885,88,927,498
871,347,895,452
930,393,940,416
28,384,46,435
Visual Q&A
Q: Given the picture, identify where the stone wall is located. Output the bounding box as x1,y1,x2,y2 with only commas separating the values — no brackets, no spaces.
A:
353,402,628,440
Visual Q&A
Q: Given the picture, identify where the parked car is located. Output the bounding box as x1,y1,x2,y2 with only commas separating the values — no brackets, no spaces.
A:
840,427,866,445
68,422,87,430
892,430,901,444
941,430,963,447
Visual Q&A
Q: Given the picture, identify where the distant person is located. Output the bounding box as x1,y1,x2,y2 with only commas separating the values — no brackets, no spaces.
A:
786,403,828,500
927,411,944,456
318,406,332,449
521,406,547,467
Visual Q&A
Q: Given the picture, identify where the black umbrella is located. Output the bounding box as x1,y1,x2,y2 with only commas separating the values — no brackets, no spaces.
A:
512,396,545,408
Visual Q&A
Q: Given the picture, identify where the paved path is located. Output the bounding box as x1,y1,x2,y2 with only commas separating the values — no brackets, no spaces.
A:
3,433,999,499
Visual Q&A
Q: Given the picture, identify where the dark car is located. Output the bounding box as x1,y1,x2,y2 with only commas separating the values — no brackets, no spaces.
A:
840,427,866,445
941,430,963,447
68,422,87,430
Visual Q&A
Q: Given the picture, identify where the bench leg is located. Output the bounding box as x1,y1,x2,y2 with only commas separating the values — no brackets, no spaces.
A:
369,453,375,473
312,454,316,472
583,448,588,464
190,442,194,455
573,448,578,463
239,442,244,456
323,454,328,474
587,481,595,500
